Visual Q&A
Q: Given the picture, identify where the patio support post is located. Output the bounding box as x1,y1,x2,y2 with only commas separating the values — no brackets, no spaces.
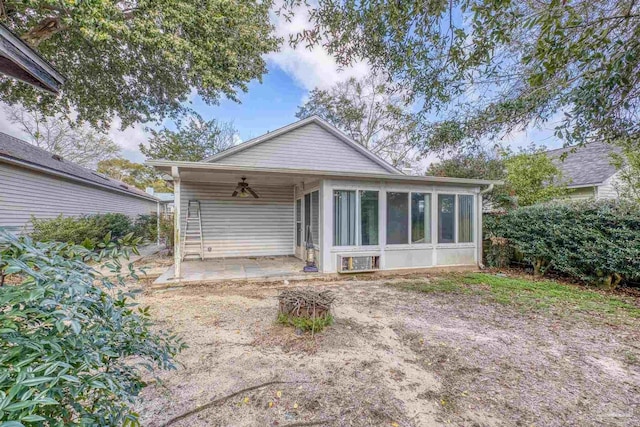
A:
156,201,161,246
172,166,182,279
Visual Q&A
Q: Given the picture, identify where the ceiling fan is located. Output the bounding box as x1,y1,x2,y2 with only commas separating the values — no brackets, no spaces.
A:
232,177,259,198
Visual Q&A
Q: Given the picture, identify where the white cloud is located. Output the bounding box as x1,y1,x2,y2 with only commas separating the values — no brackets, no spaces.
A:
0,103,153,163
266,2,370,92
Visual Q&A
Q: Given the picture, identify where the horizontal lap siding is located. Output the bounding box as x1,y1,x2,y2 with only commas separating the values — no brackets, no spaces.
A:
212,123,392,174
180,182,294,258
0,163,157,232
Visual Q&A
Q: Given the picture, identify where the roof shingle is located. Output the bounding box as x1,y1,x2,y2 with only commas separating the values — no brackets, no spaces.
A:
546,142,621,187
0,132,157,201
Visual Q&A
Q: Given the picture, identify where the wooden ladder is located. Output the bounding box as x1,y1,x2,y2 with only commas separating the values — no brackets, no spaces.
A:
181,199,204,261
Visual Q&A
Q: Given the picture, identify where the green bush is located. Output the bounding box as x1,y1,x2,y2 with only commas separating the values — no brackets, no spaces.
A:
132,214,158,242
0,231,184,426
91,213,133,240
484,200,640,288
30,213,141,246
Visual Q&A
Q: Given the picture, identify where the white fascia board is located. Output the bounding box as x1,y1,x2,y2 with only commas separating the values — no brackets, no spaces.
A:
146,160,503,187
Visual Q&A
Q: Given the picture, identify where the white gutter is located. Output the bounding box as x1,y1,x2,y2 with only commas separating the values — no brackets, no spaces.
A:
480,183,495,194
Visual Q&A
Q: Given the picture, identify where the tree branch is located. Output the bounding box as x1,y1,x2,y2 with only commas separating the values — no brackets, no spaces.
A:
22,16,67,47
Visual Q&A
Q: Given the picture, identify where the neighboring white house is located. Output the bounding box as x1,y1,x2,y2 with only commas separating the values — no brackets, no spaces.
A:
547,142,622,200
149,116,501,277
0,132,159,233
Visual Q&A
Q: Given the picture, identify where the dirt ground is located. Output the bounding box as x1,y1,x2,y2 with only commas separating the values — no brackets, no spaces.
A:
133,276,640,427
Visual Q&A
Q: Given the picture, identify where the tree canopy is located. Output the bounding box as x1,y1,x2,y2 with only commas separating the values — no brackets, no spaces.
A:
426,146,567,208
296,74,420,167
140,114,236,161
503,150,567,207
97,158,170,193
426,148,510,207
287,0,640,153
5,105,120,168
0,0,279,129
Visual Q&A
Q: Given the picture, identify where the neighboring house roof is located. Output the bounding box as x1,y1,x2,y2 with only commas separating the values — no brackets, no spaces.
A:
154,192,174,202
0,23,66,94
0,132,158,202
204,115,402,175
546,142,621,188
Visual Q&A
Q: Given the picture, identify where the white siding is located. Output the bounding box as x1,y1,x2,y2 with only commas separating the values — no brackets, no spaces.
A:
180,181,294,258
211,122,392,174
597,172,622,200
0,162,157,232
566,186,597,201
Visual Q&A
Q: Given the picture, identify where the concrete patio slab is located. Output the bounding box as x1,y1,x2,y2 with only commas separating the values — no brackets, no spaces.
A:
153,256,323,285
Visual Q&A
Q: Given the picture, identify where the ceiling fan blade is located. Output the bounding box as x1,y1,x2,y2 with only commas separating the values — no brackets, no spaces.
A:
231,190,239,197
247,187,259,198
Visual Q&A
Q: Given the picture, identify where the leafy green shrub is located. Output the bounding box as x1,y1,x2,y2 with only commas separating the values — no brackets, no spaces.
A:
31,213,135,246
91,213,133,240
277,312,334,333
0,231,184,426
132,214,158,242
159,215,174,253
484,200,640,288
30,215,103,246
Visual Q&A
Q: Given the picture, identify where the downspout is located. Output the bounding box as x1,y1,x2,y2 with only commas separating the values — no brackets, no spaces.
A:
477,184,494,268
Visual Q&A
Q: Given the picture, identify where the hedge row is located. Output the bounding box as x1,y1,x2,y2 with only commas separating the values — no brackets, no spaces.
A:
30,213,158,247
484,200,640,288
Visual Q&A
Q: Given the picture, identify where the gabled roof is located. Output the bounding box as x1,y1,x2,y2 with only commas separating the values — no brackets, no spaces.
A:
0,132,158,202
0,23,66,94
204,115,402,174
546,142,621,187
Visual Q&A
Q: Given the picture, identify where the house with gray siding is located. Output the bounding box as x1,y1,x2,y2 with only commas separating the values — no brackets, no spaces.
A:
547,143,623,200
149,116,501,281
0,132,158,233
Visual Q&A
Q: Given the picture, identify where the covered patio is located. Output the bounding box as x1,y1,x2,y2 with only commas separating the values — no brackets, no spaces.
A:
154,256,321,285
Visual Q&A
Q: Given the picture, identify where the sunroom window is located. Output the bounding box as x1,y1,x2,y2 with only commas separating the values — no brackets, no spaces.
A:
386,192,409,244
360,190,379,245
438,194,456,244
458,195,474,243
411,193,431,243
333,190,356,246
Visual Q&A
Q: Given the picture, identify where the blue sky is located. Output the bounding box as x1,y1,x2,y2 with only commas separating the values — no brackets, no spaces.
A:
193,66,307,143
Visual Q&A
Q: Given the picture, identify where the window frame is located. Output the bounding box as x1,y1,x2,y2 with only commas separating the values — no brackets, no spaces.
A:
332,187,381,248
435,193,476,246
385,191,433,248
331,186,476,249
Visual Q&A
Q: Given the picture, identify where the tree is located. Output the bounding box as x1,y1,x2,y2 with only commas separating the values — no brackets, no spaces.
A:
426,148,510,207
97,158,171,192
503,150,567,207
5,105,120,168
0,1,279,129
296,74,420,167
610,143,640,202
140,114,236,161
287,1,640,153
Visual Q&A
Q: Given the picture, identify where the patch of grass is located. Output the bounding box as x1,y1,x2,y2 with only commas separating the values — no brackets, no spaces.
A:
277,312,334,333
389,273,640,319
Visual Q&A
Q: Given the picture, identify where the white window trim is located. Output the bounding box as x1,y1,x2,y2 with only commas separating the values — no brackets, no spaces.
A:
332,187,381,248
434,192,476,246
332,188,476,249
385,191,434,248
